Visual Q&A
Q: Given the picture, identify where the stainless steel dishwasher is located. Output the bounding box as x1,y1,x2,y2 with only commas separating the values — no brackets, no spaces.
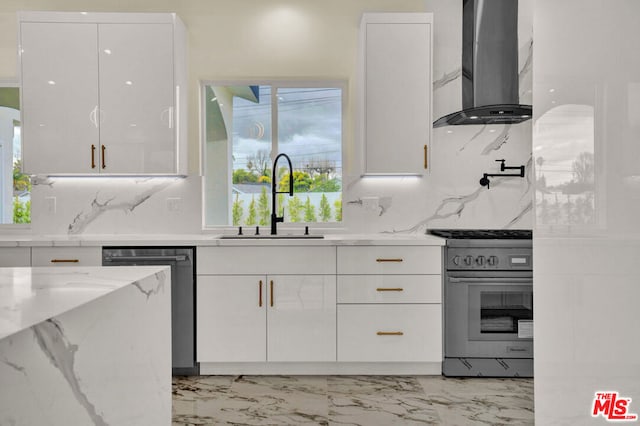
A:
102,246,198,375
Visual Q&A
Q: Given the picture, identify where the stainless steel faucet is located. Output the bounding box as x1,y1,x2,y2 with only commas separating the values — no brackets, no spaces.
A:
271,153,294,235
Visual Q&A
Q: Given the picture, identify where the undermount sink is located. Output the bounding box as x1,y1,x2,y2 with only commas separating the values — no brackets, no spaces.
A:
220,234,324,240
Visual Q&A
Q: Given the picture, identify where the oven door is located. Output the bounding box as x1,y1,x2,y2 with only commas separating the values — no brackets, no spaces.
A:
445,273,533,358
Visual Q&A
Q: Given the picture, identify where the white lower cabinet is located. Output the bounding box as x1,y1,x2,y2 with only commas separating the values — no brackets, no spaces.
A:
196,246,337,364
336,245,443,365
196,243,442,373
197,275,266,362
0,248,31,267
31,247,102,267
337,304,441,362
337,275,441,304
197,274,336,363
267,275,336,362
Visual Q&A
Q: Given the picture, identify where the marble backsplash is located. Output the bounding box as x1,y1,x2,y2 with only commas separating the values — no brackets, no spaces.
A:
27,0,533,236
343,123,533,234
30,176,203,235
29,126,532,236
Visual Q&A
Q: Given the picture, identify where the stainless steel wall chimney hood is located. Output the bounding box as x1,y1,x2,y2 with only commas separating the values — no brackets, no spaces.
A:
433,0,532,127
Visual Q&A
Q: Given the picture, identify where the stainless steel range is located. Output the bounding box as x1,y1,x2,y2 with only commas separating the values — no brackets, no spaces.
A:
428,229,533,377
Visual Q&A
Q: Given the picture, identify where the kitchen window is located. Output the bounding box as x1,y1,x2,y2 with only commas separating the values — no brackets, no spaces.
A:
202,81,344,228
0,83,30,225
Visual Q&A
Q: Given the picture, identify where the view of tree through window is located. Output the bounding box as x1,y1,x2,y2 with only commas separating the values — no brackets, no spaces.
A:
203,83,343,227
0,85,30,225
535,104,595,227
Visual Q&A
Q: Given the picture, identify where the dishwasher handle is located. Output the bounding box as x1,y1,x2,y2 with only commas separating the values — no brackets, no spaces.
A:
103,255,188,263
448,277,532,284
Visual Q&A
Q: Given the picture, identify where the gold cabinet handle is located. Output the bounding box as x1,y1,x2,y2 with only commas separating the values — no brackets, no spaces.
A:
377,331,404,336
424,144,428,169
376,288,404,292
101,145,106,169
270,280,274,307
259,280,263,307
51,259,79,263
376,258,403,263
91,144,96,169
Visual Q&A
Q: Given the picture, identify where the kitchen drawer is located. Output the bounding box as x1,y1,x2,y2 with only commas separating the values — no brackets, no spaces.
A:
31,247,102,267
337,246,441,275
197,246,336,275
337,304,441,362
337,275,441,304
0,248,31,267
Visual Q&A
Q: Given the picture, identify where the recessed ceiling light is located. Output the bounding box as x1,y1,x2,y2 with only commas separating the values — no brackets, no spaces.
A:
47,80,56,85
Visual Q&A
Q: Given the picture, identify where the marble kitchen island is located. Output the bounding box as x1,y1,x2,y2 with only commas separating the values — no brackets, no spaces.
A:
0,266,171,426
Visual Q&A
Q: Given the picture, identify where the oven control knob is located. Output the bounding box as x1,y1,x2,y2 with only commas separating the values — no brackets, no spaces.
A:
488,255,499,266
476,255,486,266
464,255,474,266
452,255,461,266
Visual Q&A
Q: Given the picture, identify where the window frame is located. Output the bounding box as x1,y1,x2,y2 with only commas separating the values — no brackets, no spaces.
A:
200,79,347,232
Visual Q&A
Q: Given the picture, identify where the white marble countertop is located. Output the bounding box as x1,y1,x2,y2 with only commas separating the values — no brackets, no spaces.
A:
0,233,445,247
0,266,169,340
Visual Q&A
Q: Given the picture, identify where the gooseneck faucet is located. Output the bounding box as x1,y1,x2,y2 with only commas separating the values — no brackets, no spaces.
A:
271,153,294,235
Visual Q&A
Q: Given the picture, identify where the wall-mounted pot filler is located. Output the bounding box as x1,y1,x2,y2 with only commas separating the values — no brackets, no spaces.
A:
479,159,525,189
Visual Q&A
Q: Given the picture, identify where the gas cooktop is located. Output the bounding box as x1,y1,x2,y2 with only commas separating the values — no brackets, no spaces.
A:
427,229,532,240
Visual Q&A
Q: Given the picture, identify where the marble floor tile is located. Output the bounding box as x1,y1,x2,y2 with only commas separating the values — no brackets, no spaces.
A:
172,375,534,426
327,376,441,425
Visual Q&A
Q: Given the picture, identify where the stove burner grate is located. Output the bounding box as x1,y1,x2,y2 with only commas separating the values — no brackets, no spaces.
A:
428,229,532,240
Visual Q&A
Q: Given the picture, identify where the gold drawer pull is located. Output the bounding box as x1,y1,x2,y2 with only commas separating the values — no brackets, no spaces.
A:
270,280,274,307
377,331,404,336
51,259,79,263
376,258,403,263
91,144,96,169
376,288,404,292
424,144,428,169
259,280,263,307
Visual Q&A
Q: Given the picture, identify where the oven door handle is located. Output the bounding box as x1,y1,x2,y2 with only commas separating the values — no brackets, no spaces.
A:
448,277,532,283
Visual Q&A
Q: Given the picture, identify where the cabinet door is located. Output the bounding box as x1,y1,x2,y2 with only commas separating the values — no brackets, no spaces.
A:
20,22,100,174
267,275,336,362
0,248,30,267
363,16,432,175
98,23,175,174
197,275,266,362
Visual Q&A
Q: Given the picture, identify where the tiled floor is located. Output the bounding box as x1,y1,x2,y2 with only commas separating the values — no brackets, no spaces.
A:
172,375,534,425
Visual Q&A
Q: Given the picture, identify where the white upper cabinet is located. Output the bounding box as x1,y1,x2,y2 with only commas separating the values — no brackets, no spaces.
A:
19,12,187,175
359,13,433,176
20,22,100,174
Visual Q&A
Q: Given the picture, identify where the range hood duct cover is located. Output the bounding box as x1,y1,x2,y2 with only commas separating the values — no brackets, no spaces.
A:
433,0,532,127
